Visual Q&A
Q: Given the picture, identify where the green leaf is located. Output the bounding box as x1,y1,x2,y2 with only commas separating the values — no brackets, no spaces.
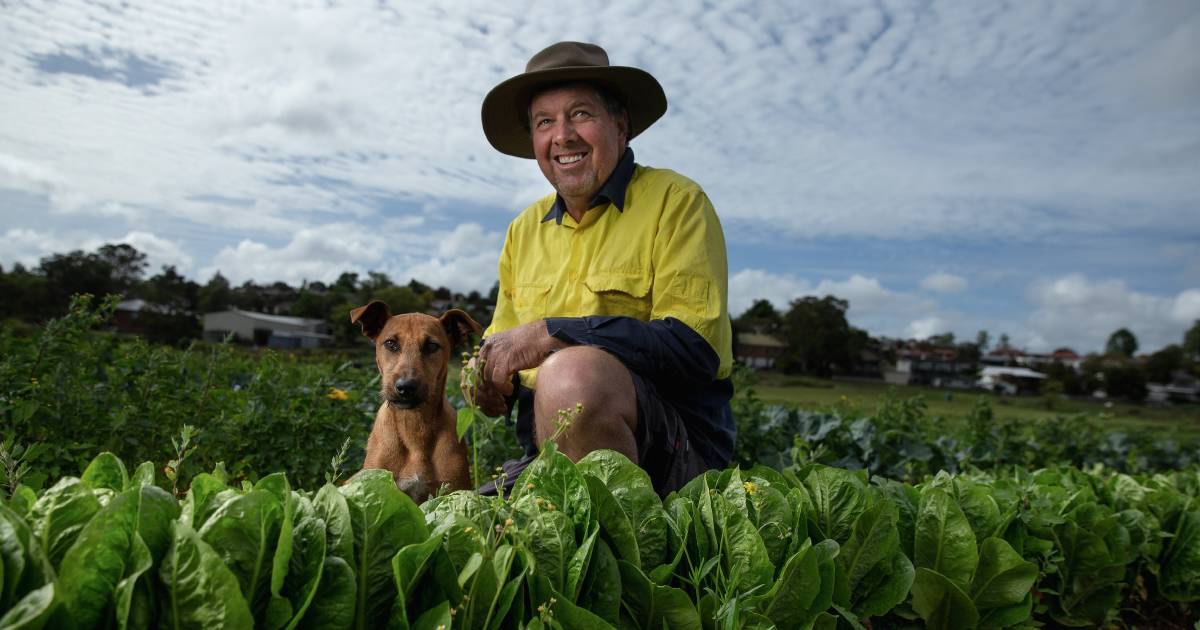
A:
911,567,979,630
81,452,128,492
803,465,871,544
583,476,640,566
745,478,793,572
297,556,356,630
0,583,57,630
1160,510,1200,602
128,462,156,490
565,524,598,600
953,479,1003,545
312,484,354,568
915,487,979,590
28,477,100,568
180,473,228,529
577,538,621,626
411,600,451,630
159,520,255,630
279,499,326,629
833,497,900,607
113,531,153,630
56,489,141,627
977,593,1032,630
852,546,915,619
339,469,429,630
527,509,576,594
198,489,284,619
577,450,667,568
617,559,701,630
752,538,839,629
456,407,476,441
513,446,592,539
718,492,775,594
7,486,38,518
970,538,1036,610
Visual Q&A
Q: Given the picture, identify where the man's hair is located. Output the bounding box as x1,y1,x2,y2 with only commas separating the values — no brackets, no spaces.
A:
523,81,628,137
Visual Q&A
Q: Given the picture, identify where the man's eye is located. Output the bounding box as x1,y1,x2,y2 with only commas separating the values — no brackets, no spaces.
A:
383,340,399,352
536,118,552,128
571,110,591,119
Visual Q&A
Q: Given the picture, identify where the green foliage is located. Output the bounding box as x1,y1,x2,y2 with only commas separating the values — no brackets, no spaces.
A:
1,295,375,490
3,450,1196,629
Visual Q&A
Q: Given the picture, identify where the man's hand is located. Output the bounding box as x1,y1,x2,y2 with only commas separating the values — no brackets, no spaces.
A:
461,356,509,417
477,319,569,395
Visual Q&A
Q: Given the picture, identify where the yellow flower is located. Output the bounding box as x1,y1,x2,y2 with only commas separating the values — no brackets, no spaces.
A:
326,387,349,401
744,481,757,496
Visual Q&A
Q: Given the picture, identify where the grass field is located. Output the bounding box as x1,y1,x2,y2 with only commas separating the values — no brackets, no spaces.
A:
751,371,1200,438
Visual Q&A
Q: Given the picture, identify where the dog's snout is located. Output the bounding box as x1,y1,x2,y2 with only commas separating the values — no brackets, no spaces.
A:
394,378,418,398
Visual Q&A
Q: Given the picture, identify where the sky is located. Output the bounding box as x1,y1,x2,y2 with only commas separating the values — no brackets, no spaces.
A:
2,0,1198,355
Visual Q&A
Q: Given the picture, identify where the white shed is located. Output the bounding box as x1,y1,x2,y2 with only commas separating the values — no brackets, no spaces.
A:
202,309,333,348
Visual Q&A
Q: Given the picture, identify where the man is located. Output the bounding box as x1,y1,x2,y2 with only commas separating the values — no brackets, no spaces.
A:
471,41,734,497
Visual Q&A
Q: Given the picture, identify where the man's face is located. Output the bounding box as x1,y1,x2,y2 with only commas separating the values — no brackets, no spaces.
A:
529,83,628,211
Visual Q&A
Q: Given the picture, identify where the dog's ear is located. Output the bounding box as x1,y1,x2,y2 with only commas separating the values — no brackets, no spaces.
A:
349,301,391,339
439,309,482,349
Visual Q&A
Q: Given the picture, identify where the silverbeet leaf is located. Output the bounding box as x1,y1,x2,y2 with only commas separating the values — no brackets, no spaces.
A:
0,582,57,630
159,520,254,630
915,487,978,591
911,567,979,630
28,478,100,569
339,469,429,630
81,452,128,493
198,489,283,620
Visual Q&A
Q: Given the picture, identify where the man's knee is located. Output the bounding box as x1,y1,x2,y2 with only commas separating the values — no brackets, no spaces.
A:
535,346,634,411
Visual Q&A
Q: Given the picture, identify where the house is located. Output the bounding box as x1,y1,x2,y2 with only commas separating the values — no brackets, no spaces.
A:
735,332,787,370
202,309,333,348
976,366,1048,395
886,348,978,388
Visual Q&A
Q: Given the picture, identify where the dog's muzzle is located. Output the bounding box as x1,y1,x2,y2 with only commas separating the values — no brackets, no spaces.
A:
388,378,423,408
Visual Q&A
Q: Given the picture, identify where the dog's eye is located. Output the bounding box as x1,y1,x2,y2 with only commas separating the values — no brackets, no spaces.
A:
421,340,441,355
382,339,400,352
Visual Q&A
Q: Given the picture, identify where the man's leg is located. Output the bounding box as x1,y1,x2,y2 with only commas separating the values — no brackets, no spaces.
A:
533,345,638,463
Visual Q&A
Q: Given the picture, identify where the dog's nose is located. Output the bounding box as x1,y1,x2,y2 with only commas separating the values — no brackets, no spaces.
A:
393,378,418,399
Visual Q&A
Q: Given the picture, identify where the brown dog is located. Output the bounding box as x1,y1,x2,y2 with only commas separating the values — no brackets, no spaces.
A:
350,301,481,502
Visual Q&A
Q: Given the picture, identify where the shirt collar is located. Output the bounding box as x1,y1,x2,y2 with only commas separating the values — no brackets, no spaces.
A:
542,147,636,224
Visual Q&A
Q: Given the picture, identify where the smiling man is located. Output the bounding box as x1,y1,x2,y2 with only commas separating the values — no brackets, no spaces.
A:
470,41,734,497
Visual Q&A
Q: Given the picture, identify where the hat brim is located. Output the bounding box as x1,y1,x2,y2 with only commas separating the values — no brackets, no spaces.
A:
481,65,667,159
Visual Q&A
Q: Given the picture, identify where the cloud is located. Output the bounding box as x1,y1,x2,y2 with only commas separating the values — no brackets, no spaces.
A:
906,317,950,340
1025,274,1200,353
920,272,968,294
729,268,936,337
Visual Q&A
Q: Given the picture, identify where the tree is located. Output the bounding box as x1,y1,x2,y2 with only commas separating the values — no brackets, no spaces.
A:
371,286,427,316
198,273,232,313
780,295,854,377
141,265,199,311
928,332,955,348
1105,328,1139,357
1145,345,1184,384
998,333,1010,348
975,330,990,352
735,299,783,334
1184,320,1200,361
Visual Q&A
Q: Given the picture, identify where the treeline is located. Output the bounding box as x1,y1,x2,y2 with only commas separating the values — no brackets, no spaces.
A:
733,297,1200,401
0,243,497,345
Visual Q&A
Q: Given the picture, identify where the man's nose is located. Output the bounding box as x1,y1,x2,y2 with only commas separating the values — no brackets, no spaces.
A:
554,119,578,144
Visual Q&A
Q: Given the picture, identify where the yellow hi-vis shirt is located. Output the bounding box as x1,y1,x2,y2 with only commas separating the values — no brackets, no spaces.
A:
486,163,734,390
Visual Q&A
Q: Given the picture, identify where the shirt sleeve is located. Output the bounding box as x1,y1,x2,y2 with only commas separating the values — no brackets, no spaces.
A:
545,184,733,387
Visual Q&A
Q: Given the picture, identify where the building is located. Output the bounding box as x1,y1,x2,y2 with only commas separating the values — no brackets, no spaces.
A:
735,332,787,370
202,309,333,348
886,348,978,388
976,366,1048,395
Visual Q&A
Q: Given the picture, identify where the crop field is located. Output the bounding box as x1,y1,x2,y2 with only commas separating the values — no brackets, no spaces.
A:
753,372,1200,439
1,297,1197,628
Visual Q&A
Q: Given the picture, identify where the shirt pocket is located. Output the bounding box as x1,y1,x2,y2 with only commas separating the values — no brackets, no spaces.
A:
511,282,551,319
582,273,652,320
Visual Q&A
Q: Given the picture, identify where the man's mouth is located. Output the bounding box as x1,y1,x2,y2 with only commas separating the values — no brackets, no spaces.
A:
554,152,586,165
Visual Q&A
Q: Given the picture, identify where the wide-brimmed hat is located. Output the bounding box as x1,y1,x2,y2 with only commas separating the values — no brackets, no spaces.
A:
481,41,667,159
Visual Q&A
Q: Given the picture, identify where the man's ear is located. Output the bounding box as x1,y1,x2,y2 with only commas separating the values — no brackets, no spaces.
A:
349,301,391,339
439,309,483,349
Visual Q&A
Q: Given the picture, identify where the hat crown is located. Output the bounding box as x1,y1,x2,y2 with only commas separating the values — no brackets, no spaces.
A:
525,41,610,73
